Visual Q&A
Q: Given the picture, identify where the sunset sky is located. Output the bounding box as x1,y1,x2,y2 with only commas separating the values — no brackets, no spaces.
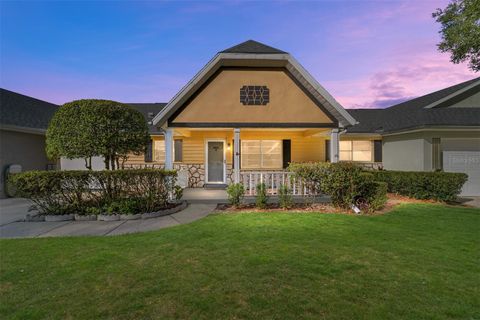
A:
0,0,476,108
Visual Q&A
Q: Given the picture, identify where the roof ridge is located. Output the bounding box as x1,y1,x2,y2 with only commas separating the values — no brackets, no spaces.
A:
220,40,287,54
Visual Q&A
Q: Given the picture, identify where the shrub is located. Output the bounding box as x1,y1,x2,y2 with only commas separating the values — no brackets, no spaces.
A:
173,185,184,201
371,170,467,202
9,169,177,215
288,162,330,194
255,183,268,209
278,184,293,209
358,179,388,213
289,162,387,211
319,162,365,208
226,183,245,207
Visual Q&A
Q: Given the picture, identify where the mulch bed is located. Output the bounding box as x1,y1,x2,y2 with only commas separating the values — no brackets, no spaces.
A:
216,193,446,215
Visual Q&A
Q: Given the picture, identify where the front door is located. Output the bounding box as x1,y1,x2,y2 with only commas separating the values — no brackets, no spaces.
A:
206,140,225,183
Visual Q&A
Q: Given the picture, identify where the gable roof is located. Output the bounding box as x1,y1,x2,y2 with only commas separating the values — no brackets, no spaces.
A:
153,40,357,128
220,40,287,54
127,103,167,134
347,77,480,134
0,88,59,133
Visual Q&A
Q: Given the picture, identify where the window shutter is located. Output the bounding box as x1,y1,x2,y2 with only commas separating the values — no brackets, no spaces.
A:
373,140,382,162
174,139,183,162
325,140,331,162
145,139,153,162
282,140,291,169
232,139,241,169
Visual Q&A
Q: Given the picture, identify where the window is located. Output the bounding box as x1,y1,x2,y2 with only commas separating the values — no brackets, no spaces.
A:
340,140,373,162
240,85,270,105
153,139,181,163
154,140,165,162
241,140,282,169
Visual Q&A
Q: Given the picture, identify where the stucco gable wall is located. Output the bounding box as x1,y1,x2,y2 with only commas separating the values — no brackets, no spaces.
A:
171,69,334,125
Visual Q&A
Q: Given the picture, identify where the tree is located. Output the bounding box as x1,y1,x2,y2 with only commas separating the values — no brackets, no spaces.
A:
46,99,150,170
433,0,480,72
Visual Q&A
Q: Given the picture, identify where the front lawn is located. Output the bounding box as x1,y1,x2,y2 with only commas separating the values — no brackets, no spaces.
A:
1,204,479,319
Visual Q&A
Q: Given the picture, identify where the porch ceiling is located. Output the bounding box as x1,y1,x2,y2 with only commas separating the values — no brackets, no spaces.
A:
173,127,331,137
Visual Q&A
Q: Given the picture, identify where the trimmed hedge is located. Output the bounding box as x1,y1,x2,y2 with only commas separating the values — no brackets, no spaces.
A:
370,170,467,202
9,169,177,215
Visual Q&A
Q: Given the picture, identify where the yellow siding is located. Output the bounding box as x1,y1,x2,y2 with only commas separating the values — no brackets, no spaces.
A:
126,130,327,166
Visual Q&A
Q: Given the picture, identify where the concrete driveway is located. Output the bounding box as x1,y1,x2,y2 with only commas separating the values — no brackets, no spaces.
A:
0,198,34,226
0,202,215,239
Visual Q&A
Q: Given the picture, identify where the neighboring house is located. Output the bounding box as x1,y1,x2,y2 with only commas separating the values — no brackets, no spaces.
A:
2,40,479,197
0,89,59,198
348,78,480,196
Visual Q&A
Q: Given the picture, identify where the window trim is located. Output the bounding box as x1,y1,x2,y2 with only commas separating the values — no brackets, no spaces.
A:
339,140,374,162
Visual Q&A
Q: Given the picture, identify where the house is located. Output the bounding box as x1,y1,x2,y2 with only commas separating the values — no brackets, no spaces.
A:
125,40,359,191
1,40,479,197
347,77,480,196
125,40,479,196
0,89,59,197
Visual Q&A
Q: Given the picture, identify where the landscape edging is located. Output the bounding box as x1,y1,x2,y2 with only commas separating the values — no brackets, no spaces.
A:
142,201,188,219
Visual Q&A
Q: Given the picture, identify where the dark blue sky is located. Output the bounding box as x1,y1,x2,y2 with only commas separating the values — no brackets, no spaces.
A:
0,0,475,108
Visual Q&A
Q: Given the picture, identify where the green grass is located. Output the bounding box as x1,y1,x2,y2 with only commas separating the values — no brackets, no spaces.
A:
1,204,479,320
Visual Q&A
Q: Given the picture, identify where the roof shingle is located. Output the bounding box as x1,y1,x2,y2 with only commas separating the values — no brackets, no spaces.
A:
0,88,59,131
347,77,480,134
220,40,287,54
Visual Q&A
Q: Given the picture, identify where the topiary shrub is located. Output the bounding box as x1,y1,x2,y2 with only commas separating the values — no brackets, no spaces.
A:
255,183,268,209
371,170,467,202
226,183,245,207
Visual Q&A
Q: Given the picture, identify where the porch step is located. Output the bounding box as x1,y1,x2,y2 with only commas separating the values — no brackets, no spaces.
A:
203,184,228,190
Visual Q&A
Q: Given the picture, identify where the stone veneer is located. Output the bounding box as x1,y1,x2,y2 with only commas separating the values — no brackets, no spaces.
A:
172,163,233,188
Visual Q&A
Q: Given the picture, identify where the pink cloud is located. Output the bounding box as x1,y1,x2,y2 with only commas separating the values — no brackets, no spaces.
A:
324,45,475,109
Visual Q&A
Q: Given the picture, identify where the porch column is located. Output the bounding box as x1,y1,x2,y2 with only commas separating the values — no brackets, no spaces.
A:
233,128,240,183
330,128,340,163
165,128,174,170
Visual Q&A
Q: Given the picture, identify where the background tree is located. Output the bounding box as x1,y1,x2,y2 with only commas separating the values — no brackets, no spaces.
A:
433,0,480,72
46,99,150,170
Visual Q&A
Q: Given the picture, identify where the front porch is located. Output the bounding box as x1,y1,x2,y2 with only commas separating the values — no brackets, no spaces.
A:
125,127,343,193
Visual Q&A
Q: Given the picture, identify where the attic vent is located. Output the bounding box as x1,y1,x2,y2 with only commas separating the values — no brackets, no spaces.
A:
240,85,269,105
147,112,155,118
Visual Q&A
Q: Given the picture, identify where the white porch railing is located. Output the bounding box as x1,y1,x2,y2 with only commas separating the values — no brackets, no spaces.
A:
239,171,318,196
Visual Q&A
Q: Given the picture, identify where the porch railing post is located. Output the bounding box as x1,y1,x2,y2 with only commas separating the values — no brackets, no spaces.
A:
165,128,174,170
330,128,340,163
233,128,240,183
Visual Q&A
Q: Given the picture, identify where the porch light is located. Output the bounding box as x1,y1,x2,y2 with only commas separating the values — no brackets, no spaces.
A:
227,143,231,151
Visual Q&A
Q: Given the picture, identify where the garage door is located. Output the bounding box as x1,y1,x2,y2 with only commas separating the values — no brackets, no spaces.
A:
443,151,480,196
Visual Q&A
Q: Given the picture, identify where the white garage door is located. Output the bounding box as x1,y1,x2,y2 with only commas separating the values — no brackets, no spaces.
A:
443,151,480,196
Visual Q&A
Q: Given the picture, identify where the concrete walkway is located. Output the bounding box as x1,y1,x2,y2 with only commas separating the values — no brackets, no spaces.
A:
0,203,216,239
0,198,34,226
